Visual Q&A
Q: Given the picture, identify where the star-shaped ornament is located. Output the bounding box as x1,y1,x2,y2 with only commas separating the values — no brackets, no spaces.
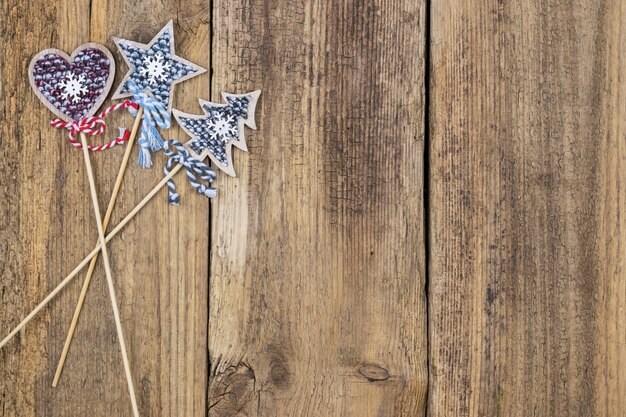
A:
173,90,261,176
112,20,206,114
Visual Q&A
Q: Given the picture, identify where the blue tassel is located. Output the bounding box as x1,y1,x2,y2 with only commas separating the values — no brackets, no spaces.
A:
137,147,152,168
126,80,171,168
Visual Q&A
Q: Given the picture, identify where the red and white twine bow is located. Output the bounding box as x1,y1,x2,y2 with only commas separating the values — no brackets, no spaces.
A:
50,100,139,151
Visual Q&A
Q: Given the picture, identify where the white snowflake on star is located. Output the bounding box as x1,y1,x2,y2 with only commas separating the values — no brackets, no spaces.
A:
59,73,88,103
139,52,172,85
208,114,237,141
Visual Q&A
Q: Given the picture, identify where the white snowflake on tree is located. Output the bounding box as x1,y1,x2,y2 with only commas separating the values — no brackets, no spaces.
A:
139,52,172,85
208,114,237,141
59,73,88,103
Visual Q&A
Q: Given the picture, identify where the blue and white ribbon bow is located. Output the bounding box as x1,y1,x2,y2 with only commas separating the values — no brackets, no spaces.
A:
162,140,218,205
127,80,171,168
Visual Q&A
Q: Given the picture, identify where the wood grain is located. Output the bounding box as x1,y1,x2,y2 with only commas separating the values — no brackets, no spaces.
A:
4,0,625,416
429,1,626,416
0,2,210,416
208,1,427,416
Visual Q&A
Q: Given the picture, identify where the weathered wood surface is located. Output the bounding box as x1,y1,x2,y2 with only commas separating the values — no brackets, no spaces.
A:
208,0,427,416
0,1,210,416
429,1,626,417
5,0,621,416
0,0,427,416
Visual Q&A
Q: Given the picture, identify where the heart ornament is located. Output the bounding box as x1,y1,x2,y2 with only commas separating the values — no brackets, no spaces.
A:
28,43,115,122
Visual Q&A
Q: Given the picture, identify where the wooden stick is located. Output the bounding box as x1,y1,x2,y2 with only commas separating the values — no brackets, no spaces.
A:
0,163,183,350
79,133,140,417
53,107,143,387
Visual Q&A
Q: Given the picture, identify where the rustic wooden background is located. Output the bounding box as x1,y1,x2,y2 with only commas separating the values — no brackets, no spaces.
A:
0,0,624,416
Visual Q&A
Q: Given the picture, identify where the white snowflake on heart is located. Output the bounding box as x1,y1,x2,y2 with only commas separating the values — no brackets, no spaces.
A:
59,73,88,103
140,52,172,85
208,114,237,141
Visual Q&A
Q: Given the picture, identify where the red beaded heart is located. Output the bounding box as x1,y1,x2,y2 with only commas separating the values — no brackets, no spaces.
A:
29,44,115,122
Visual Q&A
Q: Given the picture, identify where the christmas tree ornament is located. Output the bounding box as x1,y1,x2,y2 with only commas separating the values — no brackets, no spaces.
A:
173,91,261,177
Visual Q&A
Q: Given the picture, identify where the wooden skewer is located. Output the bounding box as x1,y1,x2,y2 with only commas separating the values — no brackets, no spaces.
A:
79,133,140,417
53,107,143,387
0,163,184,350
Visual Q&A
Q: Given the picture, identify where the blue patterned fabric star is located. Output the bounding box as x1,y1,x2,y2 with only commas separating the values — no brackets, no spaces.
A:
112,20,206,114
173,90,261,176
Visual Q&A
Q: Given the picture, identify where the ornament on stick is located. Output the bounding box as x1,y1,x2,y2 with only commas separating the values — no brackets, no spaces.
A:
113,20,207,167
173,90,260,177
26,43,141,417
29,43,137,149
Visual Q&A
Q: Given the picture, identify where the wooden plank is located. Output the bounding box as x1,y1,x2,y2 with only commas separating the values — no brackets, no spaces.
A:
208,1,427,416
0,3,94,415
0,2,210,416
429,1,626,416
